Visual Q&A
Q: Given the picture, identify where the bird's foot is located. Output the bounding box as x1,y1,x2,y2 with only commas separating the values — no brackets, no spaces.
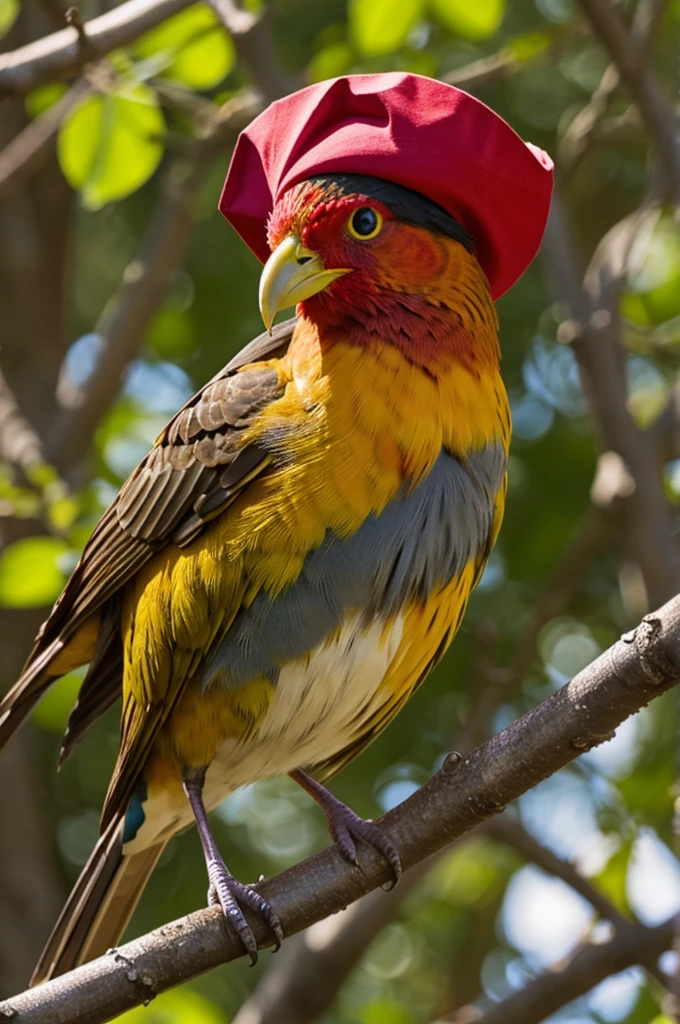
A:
327,803,402,888
290,769,401,887
206,857,283,964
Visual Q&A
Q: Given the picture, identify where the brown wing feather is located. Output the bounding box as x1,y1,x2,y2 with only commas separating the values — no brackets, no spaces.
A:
0,318,296,756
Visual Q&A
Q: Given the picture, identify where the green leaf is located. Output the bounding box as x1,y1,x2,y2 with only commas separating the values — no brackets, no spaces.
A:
134,3,234,89
506,29,553,62
115,988,227,1023
309,41,354,83
360,1000,412,1024
146,303,197,361
0,0,19,40
593,838,633,914
58,82,165,209
623,212,680,328
349,0,424,56
429,0,505,40
25,81,68,119
0,536,69,609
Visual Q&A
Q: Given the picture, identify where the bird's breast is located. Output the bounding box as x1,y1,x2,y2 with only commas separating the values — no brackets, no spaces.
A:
203,611,405,802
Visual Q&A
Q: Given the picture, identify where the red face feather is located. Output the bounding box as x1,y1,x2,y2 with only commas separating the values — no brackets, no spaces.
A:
267,180,499,376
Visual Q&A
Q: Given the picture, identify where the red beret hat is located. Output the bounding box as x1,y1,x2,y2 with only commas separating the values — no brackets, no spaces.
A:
219,72,553,300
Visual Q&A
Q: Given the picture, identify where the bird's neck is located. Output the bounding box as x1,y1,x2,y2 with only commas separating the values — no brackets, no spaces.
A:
299,256,500,379
286,303,509,483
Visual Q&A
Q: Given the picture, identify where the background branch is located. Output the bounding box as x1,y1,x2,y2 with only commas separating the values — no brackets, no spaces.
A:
542,191,680,607
0,79,90,199
559,0,668,174
0,0,194,97
574,0,679,199
449,916,673,1024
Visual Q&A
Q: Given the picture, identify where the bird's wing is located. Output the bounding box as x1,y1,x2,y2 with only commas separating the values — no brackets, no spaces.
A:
0,319,296,753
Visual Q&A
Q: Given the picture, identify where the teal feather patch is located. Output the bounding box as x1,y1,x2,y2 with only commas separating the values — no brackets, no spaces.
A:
123,779,147,844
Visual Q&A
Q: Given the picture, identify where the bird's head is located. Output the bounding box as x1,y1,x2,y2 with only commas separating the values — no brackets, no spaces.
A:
260,175,499,371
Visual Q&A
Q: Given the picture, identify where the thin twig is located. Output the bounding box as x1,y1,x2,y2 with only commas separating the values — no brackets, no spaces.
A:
0,79,91,199
0,0,193,97
208,0,296,100
560,0,669,175
443,26,588,93
2,595,680,1023
574,0,680,200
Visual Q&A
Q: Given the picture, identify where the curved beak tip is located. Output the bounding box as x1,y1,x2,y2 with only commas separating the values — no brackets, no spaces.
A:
258,235,350,332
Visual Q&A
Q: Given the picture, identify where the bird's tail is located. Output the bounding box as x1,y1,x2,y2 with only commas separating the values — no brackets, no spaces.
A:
0,639,66,750
32,814,165,985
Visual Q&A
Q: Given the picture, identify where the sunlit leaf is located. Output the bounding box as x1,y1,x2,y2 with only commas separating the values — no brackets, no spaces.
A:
134,3,234,89
146,303,197,361
360,1000,412,1024
58,82,165,209
0,536,69,609
623,212,680,328
48,495,80,532
506,29,553,61
593,838,633,914
349,0,424,56
429,0,505,40
309,41,354,82
25,81,68,119
116,988,227,1023
0,0,19,39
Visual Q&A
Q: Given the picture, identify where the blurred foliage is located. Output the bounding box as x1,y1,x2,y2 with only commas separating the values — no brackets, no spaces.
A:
58,79,166,209
133,4,235,88
0,0,18,39
3,0,680,1021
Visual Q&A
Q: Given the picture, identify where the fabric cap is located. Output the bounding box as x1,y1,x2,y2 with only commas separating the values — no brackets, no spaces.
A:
219,73,553,300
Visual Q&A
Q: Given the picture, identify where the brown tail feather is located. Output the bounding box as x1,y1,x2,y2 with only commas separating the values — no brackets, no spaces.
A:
32,815,165,985
0,640,65,750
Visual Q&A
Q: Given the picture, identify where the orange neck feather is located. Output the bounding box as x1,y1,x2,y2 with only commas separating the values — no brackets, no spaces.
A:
299,226,499,378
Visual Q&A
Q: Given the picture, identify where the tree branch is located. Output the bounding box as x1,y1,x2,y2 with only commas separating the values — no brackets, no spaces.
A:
0,79,91,199
0,368,47,479
2,595,680,1022
485,816,669,986
0,0,193,98
559,0,668,175
208,0,296,101
448,916,673,1024
442,27,587,93
574,0,679,200
231,855,438,1024
542,191,680,607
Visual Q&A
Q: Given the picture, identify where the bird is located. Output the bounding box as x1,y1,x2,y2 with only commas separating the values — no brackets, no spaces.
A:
0,73,552,984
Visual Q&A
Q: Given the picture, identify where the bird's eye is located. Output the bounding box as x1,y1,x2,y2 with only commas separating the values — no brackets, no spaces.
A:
347,207,383,240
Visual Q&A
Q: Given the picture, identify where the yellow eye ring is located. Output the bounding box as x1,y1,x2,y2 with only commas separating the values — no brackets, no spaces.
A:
347,207,383,241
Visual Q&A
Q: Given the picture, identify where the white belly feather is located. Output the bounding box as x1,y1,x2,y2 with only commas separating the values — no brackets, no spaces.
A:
204,612,403,806
124,614,403,852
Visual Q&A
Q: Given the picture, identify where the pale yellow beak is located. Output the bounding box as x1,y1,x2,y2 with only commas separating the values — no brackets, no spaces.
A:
258,234,351,332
